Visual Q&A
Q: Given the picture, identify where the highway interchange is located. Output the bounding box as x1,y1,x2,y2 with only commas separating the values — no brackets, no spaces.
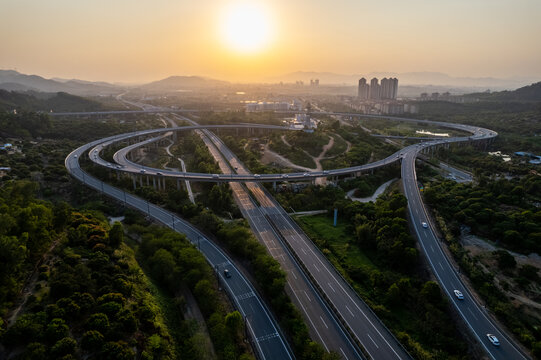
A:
64,109,530,360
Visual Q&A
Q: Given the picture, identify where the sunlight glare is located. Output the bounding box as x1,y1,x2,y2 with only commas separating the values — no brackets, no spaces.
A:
221,3,272,53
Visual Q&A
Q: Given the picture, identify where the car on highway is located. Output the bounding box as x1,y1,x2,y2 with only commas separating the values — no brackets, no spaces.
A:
281,174,289,179
223,269,231,278
303,172,309,177
254,174,260,178
74,154,78,158
487,334,500,346
323,170,329,175
422,221,428,228
140,169,146,173
156,172,162,176
453,290,464,299
212,174,219,178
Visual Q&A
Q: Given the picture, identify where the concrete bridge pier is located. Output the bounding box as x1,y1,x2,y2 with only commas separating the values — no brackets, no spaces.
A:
273,181,276,191
146,176,150,186
152,177,156,190
139,176,143,187
132,176,137,190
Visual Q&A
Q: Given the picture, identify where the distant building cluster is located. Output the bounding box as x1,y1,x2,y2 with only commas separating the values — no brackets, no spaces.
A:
245,100,303,112
353,102,417,115
310,79,319,86
288,114,316,132
358,77,398,100
419,92,478,103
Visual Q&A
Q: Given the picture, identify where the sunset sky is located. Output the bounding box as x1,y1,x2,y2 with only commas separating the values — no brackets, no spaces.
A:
1,0,540,83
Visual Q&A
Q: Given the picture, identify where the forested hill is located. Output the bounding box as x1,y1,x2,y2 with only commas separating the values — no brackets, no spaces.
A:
468,81,541,102
0,90,104,112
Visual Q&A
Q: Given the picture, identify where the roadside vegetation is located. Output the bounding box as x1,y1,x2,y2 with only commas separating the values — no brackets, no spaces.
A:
292,189,471,359
0,183,177,359
422,174,541,357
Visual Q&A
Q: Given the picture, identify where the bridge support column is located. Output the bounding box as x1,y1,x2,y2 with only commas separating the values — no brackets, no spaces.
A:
162,178,166,191
273,182,276,191
146,176,150,186
139,176,143,187
152,177,156,190
157,178,161,191
132,176,137,190
177,179,181,191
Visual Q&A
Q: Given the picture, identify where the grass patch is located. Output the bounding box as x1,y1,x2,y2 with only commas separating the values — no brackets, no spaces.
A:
325,134,348,157
296,215,375,270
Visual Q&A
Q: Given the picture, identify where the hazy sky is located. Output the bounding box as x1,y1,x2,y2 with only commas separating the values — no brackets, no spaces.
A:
1,0,540,83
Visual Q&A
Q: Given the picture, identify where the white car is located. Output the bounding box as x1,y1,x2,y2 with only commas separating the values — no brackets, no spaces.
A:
422,222,428,228
453,290,464,300
487,334,500,346
281,174,289,179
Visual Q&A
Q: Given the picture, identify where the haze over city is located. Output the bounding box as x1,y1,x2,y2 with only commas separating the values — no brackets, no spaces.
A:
1,0,541,83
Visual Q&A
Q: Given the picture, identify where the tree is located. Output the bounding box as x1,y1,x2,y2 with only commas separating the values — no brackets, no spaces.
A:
225,311,243,339
420,281,443,306
51,337,77,358
46,318,69,342
81,330,105,351
493,250,516,270
109,222,123,248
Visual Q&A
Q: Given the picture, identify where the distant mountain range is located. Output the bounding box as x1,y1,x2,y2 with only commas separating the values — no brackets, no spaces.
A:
0,70,120,95
468,81,541,102
269,71,536,90
1,69,538,97
141,76,229,92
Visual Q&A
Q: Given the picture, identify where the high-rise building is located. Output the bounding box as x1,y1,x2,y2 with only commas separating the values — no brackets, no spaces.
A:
391,78,398,99
369,77,380,100
380,77,391,99
380,77,398,100
357,78,369,99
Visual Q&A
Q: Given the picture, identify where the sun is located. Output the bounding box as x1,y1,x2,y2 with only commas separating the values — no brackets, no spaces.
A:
221,3,272,53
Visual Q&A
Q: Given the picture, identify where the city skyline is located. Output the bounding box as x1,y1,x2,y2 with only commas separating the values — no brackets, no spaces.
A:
1,0,540,83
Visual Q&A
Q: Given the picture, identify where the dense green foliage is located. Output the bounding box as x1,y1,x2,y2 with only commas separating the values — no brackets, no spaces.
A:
1,188,176,359
296,193,470,359
424,176,541,254
128,221,254,360
0,111,52,138
417,102,541,154
0,181,57,315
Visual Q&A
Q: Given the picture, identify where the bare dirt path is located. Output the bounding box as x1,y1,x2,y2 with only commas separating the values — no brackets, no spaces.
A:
7,240,59,326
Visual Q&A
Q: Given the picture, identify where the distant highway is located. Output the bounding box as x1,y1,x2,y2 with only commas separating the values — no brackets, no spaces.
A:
65,109,530,360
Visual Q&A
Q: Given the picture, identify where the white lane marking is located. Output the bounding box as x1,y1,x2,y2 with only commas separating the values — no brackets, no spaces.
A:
314,264,320,272
430,245,435,252
320,316,329,329
367,333,379,348
468,307,479,320
289,287,329,351
439,262,444,270
328,282,336,293
283,220,400,359
346,305,355,317
302,248,307,255
340,347,349,360
291,272,297,280
304,291,312,302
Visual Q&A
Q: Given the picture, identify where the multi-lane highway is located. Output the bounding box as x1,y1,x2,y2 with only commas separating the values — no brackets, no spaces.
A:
65,141,293,360
64,109,531,360
402,145,528,360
